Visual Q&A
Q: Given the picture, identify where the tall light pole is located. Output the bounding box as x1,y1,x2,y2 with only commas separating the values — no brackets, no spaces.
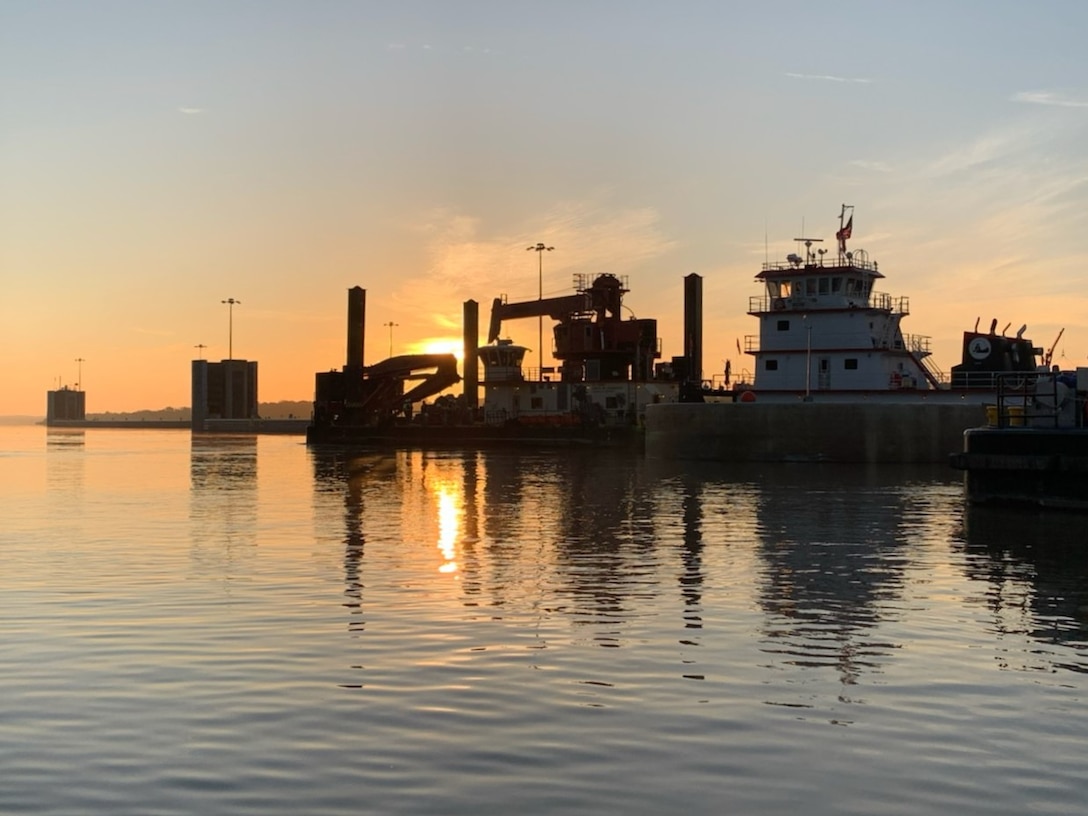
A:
221,298,240,360
383,321,399,358
74,357,85,391
526,242,554,381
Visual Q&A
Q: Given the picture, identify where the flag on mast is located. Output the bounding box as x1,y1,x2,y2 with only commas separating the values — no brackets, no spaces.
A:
836,214,853,252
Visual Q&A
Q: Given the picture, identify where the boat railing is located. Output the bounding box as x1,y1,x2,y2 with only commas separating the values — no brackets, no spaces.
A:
903,333,930,354
483,407,516,426
761,255,879,273
748,292,908,314
749,295,771,313
991,371,1082,429
871,293,909,314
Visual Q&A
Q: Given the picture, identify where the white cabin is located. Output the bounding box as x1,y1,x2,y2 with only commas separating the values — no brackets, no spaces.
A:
746,238,939,396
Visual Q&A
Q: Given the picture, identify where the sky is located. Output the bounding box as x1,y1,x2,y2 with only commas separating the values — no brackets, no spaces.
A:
4,0,1088,415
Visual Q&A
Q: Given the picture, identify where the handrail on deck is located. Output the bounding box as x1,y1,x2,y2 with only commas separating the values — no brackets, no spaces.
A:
992,370,1082,429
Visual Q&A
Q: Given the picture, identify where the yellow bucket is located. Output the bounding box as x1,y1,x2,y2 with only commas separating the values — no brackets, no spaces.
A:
986,404,1025,426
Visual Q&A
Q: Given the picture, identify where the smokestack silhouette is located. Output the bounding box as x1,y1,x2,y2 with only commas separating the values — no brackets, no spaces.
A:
347,286,365,368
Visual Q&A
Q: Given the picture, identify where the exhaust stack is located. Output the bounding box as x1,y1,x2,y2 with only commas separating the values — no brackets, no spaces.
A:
683,273,703,384
346,286,366,369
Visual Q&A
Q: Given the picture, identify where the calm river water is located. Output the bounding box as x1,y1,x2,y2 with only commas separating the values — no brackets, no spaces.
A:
3,425,1088,815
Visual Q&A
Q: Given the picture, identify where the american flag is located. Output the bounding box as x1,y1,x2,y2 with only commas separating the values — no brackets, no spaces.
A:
835,215,853,242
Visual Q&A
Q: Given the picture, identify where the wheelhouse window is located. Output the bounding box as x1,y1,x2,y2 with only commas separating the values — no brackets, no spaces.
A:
776,320,789,331
768,281,792,298
765,359,779,371
844,358,858,370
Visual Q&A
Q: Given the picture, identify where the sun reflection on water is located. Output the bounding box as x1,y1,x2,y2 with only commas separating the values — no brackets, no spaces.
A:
435,482,461,575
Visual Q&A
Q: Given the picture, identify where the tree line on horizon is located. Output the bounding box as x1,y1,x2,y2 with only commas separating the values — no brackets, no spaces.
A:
78,400,313,422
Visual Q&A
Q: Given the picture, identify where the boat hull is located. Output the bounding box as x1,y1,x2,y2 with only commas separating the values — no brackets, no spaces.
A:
305,421,642,449
951,427,1088,511
646,401,987,463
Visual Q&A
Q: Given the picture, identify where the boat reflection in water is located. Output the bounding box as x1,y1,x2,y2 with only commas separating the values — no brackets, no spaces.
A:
301,446,1088,815
309,448,1047,686
958,504,1088,670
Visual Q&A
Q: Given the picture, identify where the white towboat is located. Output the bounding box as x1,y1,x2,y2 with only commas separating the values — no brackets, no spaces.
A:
717,205,1043,404
647,206,1058,463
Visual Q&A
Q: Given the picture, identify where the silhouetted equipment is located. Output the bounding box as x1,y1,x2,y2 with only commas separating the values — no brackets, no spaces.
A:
310,288,462,433
683,273,703,385
308,273,682,445
950,326,1041,387
463,299,479,411
487,273,661,382
1044,328,1065,368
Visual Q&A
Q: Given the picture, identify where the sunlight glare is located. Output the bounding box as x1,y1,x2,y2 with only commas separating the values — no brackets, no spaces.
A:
414,338,464,361
436,484,461,575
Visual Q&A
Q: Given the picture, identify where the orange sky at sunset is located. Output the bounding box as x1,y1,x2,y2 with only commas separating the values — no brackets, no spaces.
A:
5,2,1088,415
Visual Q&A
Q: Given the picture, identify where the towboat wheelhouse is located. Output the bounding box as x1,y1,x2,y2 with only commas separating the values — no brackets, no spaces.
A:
746,206,941,396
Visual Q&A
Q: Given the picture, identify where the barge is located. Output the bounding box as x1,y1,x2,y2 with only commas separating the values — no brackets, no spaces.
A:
950,369,1088,510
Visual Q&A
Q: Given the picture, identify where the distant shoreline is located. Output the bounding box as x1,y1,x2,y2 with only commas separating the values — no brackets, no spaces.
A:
0,416,45,426
2,400,311,426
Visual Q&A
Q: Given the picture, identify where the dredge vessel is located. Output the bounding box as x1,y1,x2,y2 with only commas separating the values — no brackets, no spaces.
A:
306,274,688,447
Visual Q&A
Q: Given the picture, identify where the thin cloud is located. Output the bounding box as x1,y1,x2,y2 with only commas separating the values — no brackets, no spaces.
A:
848,159,893,173
178,107,205,115
1012,91,1088,108
785,72,872,84
921,125,1036,179
390,200,677,334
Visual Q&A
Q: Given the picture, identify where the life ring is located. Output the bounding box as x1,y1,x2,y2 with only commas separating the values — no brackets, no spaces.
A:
772,298,786,311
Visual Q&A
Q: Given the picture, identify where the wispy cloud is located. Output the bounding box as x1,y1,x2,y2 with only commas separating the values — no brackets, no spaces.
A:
848,159,893,173
178,107,205,115
1012,90,1088,108
388,42,493,55
785,72,872,84
389,199,677,338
